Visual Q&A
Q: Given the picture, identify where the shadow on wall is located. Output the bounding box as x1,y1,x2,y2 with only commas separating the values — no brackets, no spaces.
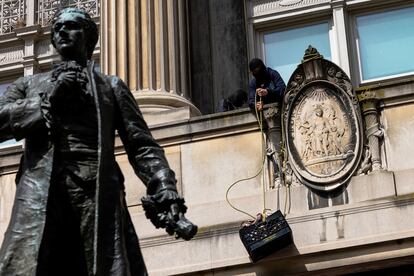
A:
307,185,349,210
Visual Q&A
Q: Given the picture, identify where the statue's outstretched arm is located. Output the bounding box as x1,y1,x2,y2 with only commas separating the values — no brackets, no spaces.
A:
0,77,47,141
111,76,197,240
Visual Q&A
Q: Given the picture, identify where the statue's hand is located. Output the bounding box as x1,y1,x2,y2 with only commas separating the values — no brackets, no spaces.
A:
50,71,87,105
53,71,77,96
141,189,197,240
152,188,187,226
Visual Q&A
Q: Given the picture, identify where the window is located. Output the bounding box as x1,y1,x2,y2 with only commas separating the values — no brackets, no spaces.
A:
263,22,332,83
0,82,9,96
0,81,21,149
356,6,414,82
0,139,20,148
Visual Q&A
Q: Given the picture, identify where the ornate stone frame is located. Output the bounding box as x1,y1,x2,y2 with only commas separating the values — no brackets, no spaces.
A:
282,47,364,191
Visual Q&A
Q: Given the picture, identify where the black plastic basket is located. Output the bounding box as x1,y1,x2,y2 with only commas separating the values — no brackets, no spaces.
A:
239,210,293,262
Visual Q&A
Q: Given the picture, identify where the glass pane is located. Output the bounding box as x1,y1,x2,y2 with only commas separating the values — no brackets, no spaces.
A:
356,7,414,80
0,83,10,96
0,139,19,148
0,82,19,148
264,23,331,83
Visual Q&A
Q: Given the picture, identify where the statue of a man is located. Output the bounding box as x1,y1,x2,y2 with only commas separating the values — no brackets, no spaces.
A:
0,8,195,276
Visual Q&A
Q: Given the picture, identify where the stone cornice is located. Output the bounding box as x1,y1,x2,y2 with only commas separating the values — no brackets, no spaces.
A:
0,109,261,173
249,0,410,21
250,0,331,19
148,108,260,146
356,77,414,108
14,25,41,39
139,196,414,250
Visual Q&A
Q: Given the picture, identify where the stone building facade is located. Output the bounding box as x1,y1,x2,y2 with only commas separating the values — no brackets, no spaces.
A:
1,0,414,275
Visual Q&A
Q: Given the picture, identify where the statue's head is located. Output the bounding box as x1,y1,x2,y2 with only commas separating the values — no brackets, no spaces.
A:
314,106,323,117
51,8,98,60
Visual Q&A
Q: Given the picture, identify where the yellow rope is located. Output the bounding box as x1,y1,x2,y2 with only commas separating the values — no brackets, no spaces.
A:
225,89,294,221
225,95,268,221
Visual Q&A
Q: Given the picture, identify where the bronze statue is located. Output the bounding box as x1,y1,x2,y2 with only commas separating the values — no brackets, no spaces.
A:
0,8,196,276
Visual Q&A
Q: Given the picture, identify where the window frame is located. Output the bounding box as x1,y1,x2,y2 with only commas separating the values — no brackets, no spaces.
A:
257,17,335,84
349,3,414,86
0,139,23,150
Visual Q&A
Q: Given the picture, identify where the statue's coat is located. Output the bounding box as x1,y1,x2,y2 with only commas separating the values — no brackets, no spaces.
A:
0,63,171,275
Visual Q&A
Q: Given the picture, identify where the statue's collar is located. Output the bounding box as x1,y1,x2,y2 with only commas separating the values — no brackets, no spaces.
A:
87,60,95,69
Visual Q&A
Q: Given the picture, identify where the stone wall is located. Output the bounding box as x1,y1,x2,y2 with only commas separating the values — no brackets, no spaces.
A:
2,80,414,274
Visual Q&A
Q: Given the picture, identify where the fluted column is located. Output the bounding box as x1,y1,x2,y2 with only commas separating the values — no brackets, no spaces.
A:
101,0,200,118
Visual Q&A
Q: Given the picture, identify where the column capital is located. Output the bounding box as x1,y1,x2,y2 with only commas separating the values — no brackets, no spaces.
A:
134,91,201,116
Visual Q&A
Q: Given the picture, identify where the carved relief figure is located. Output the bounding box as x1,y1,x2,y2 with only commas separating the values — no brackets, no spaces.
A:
299,102,346,161
327,108,345,155
299,121,312,160
293,86,353,177
311,105,330,157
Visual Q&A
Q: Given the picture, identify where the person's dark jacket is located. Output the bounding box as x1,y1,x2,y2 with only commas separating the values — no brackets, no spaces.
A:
248,67,286,109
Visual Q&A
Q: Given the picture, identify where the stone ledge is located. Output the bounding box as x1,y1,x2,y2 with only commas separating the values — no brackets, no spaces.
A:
149,108,260,146
347,170,396,203
136,196,414,248
251,0,330,19
142,106,191,126
394,168,414,196
0,109,260,172
139,198,414,275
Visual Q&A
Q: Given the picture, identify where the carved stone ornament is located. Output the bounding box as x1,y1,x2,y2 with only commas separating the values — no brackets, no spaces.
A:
282,46,363,191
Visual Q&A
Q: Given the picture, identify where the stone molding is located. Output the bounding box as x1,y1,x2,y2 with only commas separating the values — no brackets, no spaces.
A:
0,45,24,64
250,0,394,18
282,47,363,191
14,25,41,38
148,108,259,145
139,196,414,249
135,91,201,117
251,0,330,17
0,109,259,174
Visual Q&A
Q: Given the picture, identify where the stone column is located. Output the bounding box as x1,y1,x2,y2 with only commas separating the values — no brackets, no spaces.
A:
101,0,201,124
358,89,384,171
